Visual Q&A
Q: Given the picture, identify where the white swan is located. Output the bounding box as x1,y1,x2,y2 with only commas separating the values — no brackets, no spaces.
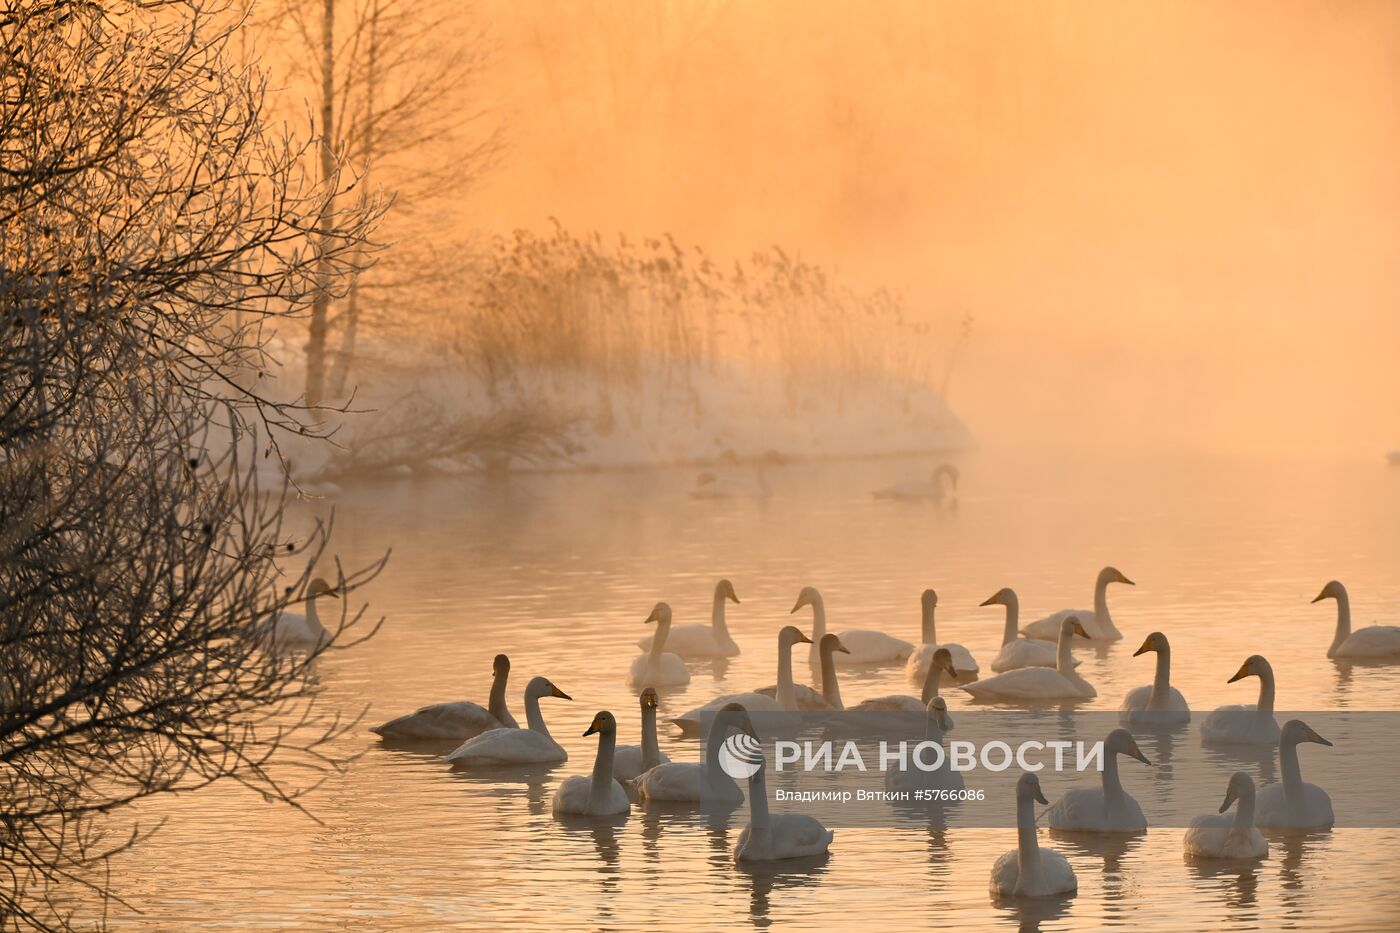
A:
1256,720,1334,830
850,646,959,714
444,676,571,768
962,617,1095,702
1184,771,1268,860
673,627,816,735
1200,655,1280,746
627,602,691,687
733,752,834,862
1119,632,1191,725
635,704,755,804
1313,580,1400,659
1020,567,1134,642
793,586,913,666
636,579,741,657
883,698,962,796
872,463,959,502
906,589,980,683
982,588,1081,673
552,711,632,817
264,577,337,647
372,653,519,741
990,773,1078,897
1047,729,1151,832
611,687,672,783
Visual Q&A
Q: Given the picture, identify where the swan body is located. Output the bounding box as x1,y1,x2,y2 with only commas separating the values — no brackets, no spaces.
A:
851,646,959,714
793,586,913,666
1021,567,1134,642
264,577,336,647
982,587,1081,672
1256,720,1334,830
674,627,816,734
872,464,959,502
372,653,518,741
905,589,979,683
1184,771,1268,860
628,602,691,687
636,579,741,657
884,698,962,795
1047,729,1151,832
990,773,1077,897
612,688,671,783
552,711,631,817
444,676,571,768
636,704,755,804
962,618,1095,701
1314,580,1400,659
1201,655,1280,746
1119,632,1191,725
733,755,833,862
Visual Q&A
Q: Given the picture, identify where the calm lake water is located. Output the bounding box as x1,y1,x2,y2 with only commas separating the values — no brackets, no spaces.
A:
104,450,1400,930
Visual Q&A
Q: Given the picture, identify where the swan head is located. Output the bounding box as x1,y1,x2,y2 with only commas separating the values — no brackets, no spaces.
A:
639,687,659,710
933,464,960,488
492,654,510,675
921,588,938,610
1281,719,1332,748
644,602,672,626
791,586,822,613
1060,616,1090,639
306,577,338,599
583,710,617,737
715,579,740,604
1106,728,1151,765
1311,580,1346,604
1016,772,1049,805
526,676,572,701
1133,631,1169,656
779,625,813,648
819,633,849,657
1227,654,1271,684
933,647,957,678
979,587,1015,608
1219,771,1255,813
719,702,758,739
1099,566,1135,587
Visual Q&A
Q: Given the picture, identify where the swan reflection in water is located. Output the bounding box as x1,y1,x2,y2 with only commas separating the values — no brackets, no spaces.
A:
1187,857,1264,915
447,764,561,818
989,891,1074,933
1049,829,1144,919
734,852,832,930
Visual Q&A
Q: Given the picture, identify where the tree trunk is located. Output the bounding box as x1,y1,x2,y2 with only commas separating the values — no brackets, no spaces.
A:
305,0,336,408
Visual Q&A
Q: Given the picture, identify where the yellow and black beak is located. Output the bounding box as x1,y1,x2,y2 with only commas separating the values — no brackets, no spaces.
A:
979,593,999,607
1072,621,1090,638
551,684,573,700
1219,787,1237,814
583,716,603,737
1133,638,1153,657
1226,662,1251,684
1033,786,1049,805
1128,741,1151,766
796,630,813,644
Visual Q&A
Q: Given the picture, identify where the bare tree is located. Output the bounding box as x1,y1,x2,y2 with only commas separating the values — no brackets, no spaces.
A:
0,2,384,928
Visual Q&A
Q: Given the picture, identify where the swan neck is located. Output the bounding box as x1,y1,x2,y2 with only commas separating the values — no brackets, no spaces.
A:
588,729,617,810
1280,739,1303,799
306,593,321,628
488,669,511,723
1331,592,1352,652
1256,668,1275,715
920,662,944,705
704,720,739,793
749,776,771,831
648,618,671,661
641,706,661,770
525,692,550,738
1056,631,1075,673
921,600,937,644
806,598,827,663
1016,794,1040,866
1232,787,1256,832
711,592,731,640
1094,579,1110,627
1151,646,1172,704
820,647,844,709
1102,751,1125,803
777,640,797,709
1000,597,1019,646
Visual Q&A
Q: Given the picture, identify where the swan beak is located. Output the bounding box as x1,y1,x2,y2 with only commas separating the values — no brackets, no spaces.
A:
1310,729,1333,747
979,594,999,607
551,685,572,700
740,715,758,740
943,660,958,677
644,609,659,624
837,643,851,654
583,719,600,737
1133,638,1152,657
1219,788,1237,814
796,631,813,644
1033,787,1048,805
789,597,806,614
1226,663,1251,683
1128,742,1151,766
1120,575,1136,586
1310,590,1328,604
1072,621,1090,638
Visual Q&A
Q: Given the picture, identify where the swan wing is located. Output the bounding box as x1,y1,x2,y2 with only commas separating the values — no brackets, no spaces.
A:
1337,626,1400,658
371,701,497,741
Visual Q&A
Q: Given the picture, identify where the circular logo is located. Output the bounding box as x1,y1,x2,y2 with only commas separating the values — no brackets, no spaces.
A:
718,732,765,780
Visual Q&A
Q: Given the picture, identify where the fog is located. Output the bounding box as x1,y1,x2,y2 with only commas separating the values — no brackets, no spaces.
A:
470,0,1400,458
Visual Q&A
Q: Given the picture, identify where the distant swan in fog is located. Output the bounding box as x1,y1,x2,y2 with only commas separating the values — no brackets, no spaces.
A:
906,589,980,683
611,688,671,783
872,463,958,503
1312,580,1400,659
850,645,959,714
1256,719,1334,830
793,586,913,666
264,577,337,647
1119,632,1191,725
371,653,518,741
628,602,691,687
672,626,814,735
635,703,754,804
636,579,742,657
733,751,834,862
552,711,631,817
443,676,571,768
689,457,773,500
1184,771,1268,860
1200,655,1280,746
981,588,1079,673
961,617,1095,702
1047,729,1151,833
990,773,1077,897
1020,567,1134,642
